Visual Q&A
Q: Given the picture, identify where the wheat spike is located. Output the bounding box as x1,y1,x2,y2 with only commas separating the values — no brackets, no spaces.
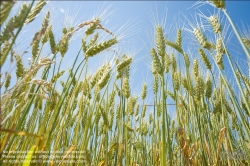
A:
48,26,57,54
97,65,111,89
171,53,177,73
32,39,40,61
85,18,100,36
164,53,171,73
205,75,212,99
242,38,250,49
141,83,147,100
173,72,180,91
215,38,224,70
150,48,162,75
193,28,212,50
15,54,24,78
153,76,159,94
123,76,130,98
116,56,132,73
195,75,204,100
208,15,221,34
0,0,15,26
210,0,225,9
4,74,11,90
183,53,190,69
193,59,199,77
59,27,74,57
199,49,212,70
156,26,166,57
85,38,117,57
25,0,46,24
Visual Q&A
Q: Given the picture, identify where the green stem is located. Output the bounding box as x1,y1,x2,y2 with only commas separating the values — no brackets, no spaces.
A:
0,1,35,67
223,9,250,60
220,34,250,117
160,75,172,166
209,49,250,142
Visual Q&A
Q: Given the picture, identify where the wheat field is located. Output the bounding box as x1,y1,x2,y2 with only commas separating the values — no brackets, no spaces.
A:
0,0,250,165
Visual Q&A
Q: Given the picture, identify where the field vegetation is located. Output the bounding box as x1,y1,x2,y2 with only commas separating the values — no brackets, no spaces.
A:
0,0,250,165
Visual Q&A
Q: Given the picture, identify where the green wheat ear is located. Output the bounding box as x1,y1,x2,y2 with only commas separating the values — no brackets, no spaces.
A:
4,74,11,90
173,72,180,91
171,53,177,73
210,0,225,9
0,0,15,26
13,3,31,28
128,96,137,116
59,27,74,57
48,26,57,54
0,3,30,47
193,59,199,77
156,26,166,57
153,76,158,94
215,37,225,70
183,53,190,69
0,41,10,65
85,38,117,57
164,53,171,73
88,33,99,48
142,105,147,118
90,64,109,89
176,29,182,47
116,57,132,73
85,18,100,36
199,49,212,70
195,75,205,100
141,83,147,100
150,48,162,75
205,75,213,99
181,76,188,91
242,38,250,49
123,76,131,99
32,38,40,61
165,29,183,54
25,0,46,24
15,54,24,78
97,65,111,89
51,70,65,83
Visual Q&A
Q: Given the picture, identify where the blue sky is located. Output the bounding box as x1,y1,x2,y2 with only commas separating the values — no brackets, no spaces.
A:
2,1,250,118
40,1,249,79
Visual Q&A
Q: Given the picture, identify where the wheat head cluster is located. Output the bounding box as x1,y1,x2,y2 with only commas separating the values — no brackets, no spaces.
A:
0,0,250,166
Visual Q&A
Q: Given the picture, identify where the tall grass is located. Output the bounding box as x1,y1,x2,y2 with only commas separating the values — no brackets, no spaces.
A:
0,0,250,165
